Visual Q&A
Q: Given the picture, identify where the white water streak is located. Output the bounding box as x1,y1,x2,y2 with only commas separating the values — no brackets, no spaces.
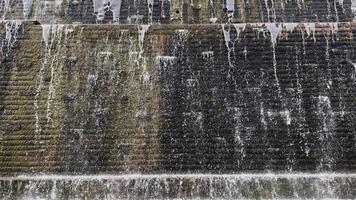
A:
233,24,246,38
35,24,65,135
283,23,298,33
222,25,233,70
46,25,64,124
1,20,22,57
265,23,282,92
264,0,270,22
139,25,150,84
264,0,276,22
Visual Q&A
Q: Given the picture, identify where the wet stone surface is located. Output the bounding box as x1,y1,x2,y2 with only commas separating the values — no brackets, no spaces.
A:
0,0,356,23
1,175,356,199
1,0,356,199
0,22,355,175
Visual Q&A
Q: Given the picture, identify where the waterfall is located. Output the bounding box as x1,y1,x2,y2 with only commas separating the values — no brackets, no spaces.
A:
317,95,336,170
1,1,356,199
265,23,283,94
1,174,356,199
222,24,233,71
264,0,276,22
0,20,22,58
138,25,150,85
36,24,50,132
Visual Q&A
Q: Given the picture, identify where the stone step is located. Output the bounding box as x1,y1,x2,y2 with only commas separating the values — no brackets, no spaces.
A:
0,0,355,24
1,173,356,199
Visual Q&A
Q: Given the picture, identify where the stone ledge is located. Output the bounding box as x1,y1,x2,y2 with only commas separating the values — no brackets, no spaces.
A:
1,0,355,24
1,173,356,199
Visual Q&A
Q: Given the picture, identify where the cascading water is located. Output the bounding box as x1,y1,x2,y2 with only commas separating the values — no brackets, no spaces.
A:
1,174,356,199
1,1,356,200
265,23,283,93
35,24,65,135
0,20,22,58
0,0,352,23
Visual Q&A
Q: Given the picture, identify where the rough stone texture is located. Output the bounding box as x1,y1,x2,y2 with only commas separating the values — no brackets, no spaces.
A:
0,0,356,23
1,22,162,175
1,0,356,199
1,22,356,176
1,175,356,199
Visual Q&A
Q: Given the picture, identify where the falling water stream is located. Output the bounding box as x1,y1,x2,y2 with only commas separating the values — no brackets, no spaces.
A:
1,20,354,199
1,0,356,199
1,173,356,199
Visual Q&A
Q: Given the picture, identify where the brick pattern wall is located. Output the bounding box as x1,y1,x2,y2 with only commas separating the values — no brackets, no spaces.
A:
158,23,356,172
0,0,355,23
1,22,356,175
0,23,162,174
1,1,356,200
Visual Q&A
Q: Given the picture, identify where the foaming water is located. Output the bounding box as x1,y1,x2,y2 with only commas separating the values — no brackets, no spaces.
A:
1,173,356,199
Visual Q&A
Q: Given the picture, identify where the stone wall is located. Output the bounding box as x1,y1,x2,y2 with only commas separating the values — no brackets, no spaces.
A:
1,174,356,199
1,0,356,199
1,21,356,175
1,0,356,23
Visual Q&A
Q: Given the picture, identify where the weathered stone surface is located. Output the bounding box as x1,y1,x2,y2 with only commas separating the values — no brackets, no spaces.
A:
1,174,356,199
0,0,355,23
1,1,356,199
0,22,356,176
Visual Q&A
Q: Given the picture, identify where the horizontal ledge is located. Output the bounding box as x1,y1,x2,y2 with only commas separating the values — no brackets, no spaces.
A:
2,173,356,181
1,20,356,26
